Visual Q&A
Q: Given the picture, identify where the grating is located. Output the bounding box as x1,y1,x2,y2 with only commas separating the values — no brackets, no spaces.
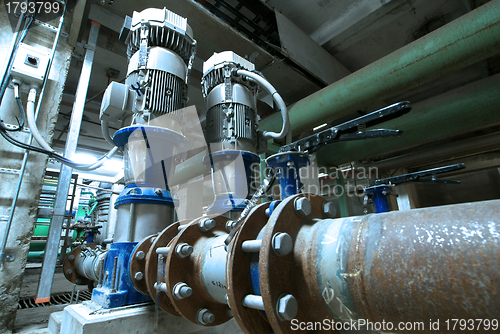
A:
18,290,92,309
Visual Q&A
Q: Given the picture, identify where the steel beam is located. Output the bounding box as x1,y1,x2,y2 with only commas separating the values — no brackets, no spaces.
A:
275,10,350,85
259,0,500,137
36,22,100,303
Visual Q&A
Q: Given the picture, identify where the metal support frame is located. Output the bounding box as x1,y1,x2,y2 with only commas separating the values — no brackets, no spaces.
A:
36,21,100,303
0,4,67,266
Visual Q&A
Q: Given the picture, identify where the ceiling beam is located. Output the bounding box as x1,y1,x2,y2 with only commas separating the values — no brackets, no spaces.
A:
310,0,425,53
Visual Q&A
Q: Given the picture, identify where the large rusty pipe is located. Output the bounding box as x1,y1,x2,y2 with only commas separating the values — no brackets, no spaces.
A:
259,0,500,136
310,199,500,332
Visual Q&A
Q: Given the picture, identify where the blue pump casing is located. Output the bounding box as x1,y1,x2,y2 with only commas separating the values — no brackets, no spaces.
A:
92,242,151,308
266,152,310,200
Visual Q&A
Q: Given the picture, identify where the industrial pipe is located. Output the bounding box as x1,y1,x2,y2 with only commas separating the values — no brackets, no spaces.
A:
318,72,500,166
170,150,209,186
312,198,500,330
259,0,500,136
230,195,500,333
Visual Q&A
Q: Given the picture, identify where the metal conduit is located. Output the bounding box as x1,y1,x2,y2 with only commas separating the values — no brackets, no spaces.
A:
259,0,500,136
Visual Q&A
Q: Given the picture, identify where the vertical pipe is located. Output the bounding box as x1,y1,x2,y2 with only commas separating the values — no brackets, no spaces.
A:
259,153,267,203
336,174,349,217
36,22,100,303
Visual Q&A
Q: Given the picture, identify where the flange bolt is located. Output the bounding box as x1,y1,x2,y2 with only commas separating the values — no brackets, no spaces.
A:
173,282,192,300
196,308,215,325
199,218,216,232
175,243,193,258
294,197,311,217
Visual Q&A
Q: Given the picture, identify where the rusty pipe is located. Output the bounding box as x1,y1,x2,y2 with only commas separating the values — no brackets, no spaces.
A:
310,199,500,332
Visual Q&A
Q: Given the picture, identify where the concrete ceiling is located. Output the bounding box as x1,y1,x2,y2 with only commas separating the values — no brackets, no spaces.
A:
54,0,498,177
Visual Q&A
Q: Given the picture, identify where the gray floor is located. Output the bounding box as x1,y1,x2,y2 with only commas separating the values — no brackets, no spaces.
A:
14,264,89,333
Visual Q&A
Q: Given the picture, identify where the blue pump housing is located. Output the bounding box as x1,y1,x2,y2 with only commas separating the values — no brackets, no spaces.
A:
92,242,151,308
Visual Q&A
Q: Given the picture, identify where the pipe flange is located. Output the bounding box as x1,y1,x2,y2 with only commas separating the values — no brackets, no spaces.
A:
63,243,99,285
165,215,231,326
130,234,157,294
259,194,332,334
145,222,182,315
226,202,273,334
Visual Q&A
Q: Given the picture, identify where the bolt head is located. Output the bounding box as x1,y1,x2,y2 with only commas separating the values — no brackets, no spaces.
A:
265,208,270,217
199,218,216,232
135,250,145,261
277,294,298,321
226,307,233,318
322,202,337,218
66,269,73,275
196,308,215,325
272,232,293,256
68,255,75,261
134,272,144,281
154,188,163,196
294,197,311,217
75,278,82,284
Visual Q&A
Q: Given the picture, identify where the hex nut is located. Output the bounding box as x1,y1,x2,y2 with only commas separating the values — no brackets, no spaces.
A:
196,308,215,325
173,282,192,300
135,250,145,261
272,232,293,256
134,272,144,281
294,197,312,217
175,243,193,258
322,202,337,218
199,218,216,232
277,294,298,321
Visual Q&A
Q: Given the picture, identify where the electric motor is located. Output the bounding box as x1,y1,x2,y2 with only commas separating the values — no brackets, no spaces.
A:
202,51,259,152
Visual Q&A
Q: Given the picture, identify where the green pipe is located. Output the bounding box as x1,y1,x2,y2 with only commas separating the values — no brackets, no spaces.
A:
318,73,500,166
259,0,500,136
170,150,209,186
28,250,61,260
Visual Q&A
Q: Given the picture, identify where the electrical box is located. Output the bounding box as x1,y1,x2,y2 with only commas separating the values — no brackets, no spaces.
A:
11,43,50,87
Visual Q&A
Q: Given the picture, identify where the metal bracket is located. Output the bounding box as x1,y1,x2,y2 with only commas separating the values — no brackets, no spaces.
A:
0,168,21,175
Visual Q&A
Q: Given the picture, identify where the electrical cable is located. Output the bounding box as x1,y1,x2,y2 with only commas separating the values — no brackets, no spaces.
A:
233,69,291,143
0,8,34,131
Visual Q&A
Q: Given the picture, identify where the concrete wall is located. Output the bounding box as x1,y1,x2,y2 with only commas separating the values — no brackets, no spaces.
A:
0,5,74,333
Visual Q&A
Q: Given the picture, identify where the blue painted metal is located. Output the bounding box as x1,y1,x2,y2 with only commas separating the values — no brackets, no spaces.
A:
92,242,151,308
365,186,392,213
266,152,309,199
268,200,281,217
85,231,96,244
114,184,175,208
204,150,260,214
